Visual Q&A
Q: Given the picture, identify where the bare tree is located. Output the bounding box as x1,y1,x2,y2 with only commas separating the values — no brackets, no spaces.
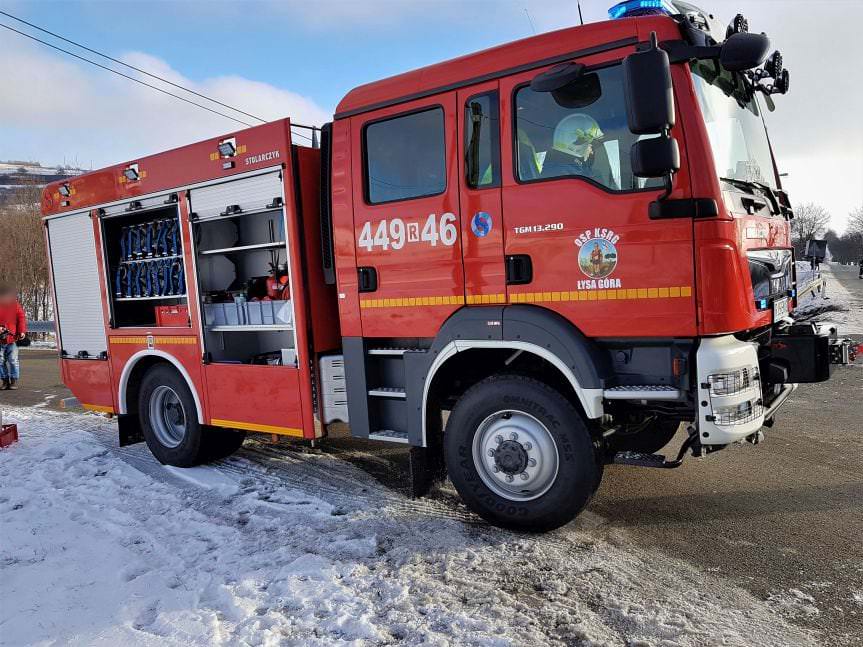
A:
0,181,52,321
848,205,863,237
791,203,831,257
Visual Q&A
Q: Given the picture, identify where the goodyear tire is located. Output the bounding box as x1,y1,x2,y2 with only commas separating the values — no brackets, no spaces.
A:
444,375,599,532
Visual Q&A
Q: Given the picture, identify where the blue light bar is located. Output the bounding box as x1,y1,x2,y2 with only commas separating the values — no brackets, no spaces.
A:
609,0,677,19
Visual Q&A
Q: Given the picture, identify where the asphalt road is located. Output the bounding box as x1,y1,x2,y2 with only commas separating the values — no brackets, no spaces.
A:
3,268,861,645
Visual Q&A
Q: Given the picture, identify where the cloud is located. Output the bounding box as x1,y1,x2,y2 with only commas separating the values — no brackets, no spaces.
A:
0,32,330,168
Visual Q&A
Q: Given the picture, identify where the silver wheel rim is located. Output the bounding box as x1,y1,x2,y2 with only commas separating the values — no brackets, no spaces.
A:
472,410,559,502
149,385,187,449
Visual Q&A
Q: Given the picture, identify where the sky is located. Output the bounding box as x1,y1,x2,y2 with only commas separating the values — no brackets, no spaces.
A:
1,0,861,230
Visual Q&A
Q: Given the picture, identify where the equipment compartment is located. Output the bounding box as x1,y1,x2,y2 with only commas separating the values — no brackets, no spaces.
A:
190,172,296,365
101,204,188,328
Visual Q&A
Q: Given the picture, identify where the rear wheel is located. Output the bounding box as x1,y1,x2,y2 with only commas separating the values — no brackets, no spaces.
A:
444,375,599,532
138,365,244,466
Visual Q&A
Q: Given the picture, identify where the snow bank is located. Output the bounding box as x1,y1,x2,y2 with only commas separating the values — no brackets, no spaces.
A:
796,264,863,334
0,406,816,646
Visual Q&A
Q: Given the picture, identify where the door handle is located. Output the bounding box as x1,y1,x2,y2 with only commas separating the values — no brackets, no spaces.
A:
505,255,532,285
358,266,378,292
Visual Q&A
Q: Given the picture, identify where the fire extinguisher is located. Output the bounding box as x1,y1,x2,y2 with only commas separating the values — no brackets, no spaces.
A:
265,263,290,300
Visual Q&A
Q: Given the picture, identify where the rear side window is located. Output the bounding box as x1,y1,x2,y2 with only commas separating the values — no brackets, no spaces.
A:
364,108,446,204
514,65,664,191
464,92,501,188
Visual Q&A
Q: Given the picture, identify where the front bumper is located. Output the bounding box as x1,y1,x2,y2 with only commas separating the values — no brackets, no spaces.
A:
695,324,858,445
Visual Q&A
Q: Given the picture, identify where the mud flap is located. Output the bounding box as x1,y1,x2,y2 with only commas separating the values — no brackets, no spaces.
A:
118,414,144,447
409,445,446,498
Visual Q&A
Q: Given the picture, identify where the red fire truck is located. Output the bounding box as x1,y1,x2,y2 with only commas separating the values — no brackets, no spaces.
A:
42,1,856,531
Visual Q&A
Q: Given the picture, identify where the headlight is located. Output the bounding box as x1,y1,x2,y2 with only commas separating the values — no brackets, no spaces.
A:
712,398,763,425
707,367,757,396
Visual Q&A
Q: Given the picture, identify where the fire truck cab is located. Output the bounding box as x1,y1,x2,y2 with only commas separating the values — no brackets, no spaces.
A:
42,1,856,531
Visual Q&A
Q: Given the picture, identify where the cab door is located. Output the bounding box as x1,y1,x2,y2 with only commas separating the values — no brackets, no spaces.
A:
457,83,508,304
350,95,463,338
500,55,697,338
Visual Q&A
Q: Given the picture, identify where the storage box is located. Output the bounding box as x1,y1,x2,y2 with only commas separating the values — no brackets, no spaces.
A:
245,300,292,326
155,304,189,327
204,302,245,327
0,424,19,448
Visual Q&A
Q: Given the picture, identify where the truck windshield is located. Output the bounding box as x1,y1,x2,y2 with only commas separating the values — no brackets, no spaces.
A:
690,61,777,189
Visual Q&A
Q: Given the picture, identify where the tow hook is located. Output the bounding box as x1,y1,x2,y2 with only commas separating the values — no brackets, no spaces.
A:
612,424,699,469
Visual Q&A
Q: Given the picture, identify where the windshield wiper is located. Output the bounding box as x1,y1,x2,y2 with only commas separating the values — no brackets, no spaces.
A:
752,181,782,217
720,177,781,216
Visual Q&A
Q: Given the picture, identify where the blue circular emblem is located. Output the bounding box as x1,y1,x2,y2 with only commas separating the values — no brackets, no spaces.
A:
471,211,492,238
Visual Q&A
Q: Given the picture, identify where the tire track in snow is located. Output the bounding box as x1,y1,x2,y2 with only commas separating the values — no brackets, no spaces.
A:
1,405,819,646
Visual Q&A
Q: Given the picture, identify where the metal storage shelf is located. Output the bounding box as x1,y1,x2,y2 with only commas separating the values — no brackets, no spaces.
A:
199,241,285,256
192,205,283,224
207,324,293,332
115,294,187,302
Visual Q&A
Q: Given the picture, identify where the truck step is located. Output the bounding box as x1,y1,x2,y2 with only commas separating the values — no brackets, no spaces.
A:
603,385,681,400
369,430,409,443
367,347,424,356
612,451,679,469
368,387,407,399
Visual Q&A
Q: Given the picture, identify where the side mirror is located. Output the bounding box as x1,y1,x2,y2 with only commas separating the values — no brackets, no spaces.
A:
720,32,771,71
622,34,674,134
631,135,680,179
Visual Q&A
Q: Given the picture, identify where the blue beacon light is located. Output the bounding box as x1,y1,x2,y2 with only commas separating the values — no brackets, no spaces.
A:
608,0,677,20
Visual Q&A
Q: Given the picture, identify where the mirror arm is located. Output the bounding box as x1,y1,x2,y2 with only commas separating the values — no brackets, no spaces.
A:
661,40,722,65
657,172,674,202
656,126,675,202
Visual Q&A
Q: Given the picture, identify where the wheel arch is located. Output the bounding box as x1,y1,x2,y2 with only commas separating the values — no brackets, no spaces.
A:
409,305,612,447
117,350,204,422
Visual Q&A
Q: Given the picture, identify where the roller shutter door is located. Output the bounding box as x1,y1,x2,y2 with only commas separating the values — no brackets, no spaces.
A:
189,171,284,220
47,212,108,358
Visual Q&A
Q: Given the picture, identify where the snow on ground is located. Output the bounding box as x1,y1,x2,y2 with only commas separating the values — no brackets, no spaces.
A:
796,264,863,334
0,406,817,647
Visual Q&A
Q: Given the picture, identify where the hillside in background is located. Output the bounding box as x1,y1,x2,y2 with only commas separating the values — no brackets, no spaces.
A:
0,161,85,206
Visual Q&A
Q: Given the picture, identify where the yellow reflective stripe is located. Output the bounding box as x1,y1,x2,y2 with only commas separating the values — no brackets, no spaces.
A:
508,287,693,303
360,287,691,308
210,419,303,437
83,404,114,414
360,295,466,309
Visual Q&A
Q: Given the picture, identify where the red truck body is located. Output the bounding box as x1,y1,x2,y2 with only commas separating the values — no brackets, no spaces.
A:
41,7,851,530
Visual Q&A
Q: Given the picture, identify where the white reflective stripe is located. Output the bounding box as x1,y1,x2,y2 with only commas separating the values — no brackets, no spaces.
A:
421,340,604,447
47,211,108,357
117,349,204,422
189,171,283,220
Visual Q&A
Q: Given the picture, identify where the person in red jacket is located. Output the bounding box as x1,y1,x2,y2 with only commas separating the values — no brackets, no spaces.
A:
0,283,26,390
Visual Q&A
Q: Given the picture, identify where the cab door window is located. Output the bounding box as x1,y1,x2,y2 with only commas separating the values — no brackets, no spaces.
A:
464,92,501,188
363,107,446,204
514,65,664,191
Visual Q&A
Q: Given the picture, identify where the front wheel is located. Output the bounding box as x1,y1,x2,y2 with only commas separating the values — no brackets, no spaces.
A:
444,375,599,532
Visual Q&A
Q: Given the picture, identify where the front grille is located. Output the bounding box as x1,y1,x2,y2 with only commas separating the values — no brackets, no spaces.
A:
748,249,794,304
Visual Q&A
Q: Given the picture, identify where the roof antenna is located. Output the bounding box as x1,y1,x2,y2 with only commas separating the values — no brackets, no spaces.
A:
577,0,585,25
524,8,537,34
